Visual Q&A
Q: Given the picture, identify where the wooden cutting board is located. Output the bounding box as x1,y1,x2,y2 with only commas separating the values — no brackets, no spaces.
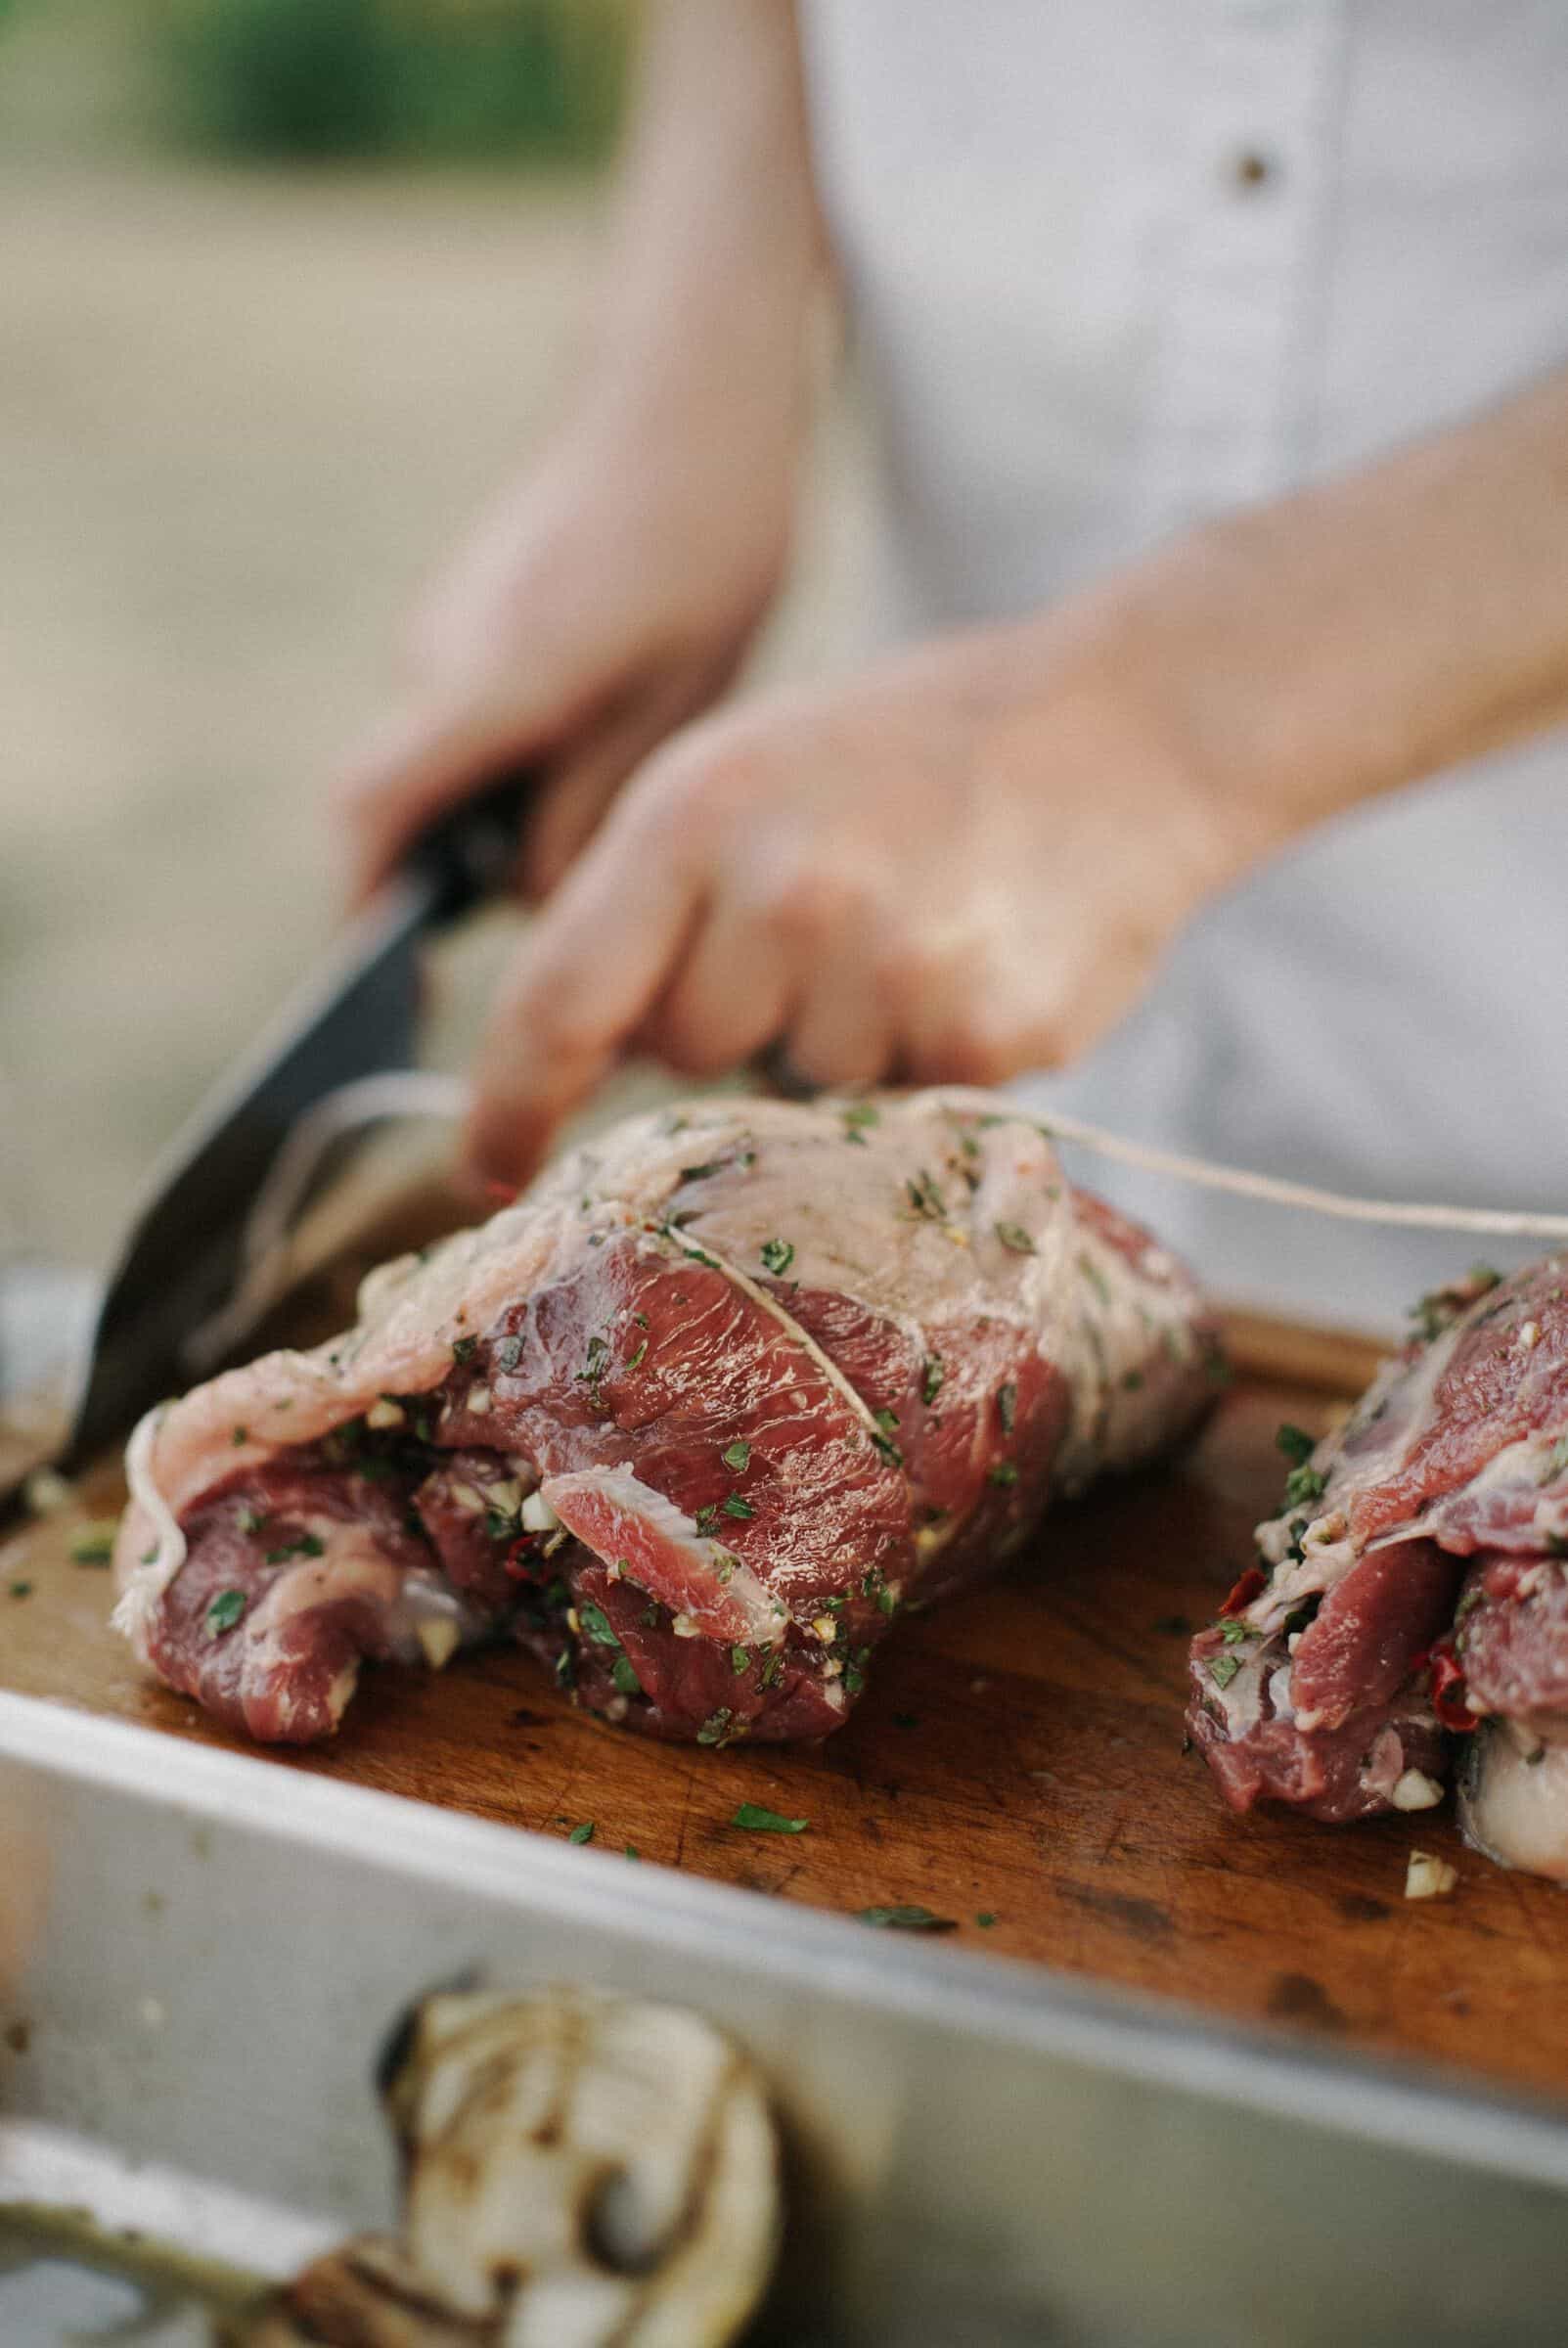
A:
3,1208,1563,2104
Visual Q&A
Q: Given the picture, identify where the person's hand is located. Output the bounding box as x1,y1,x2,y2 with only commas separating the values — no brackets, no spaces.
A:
336,384,798,906
464,577,1281,1188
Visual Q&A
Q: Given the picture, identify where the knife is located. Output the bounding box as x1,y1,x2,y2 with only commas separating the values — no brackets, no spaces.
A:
51,777,527,1476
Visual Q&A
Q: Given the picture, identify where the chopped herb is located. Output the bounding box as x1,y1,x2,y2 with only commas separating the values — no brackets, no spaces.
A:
1282,1465,1327,1511
567,1821,595,1845
713,1553,737,1583
235,1506,267,1537
264,1534,325,1564
987,1462,1019,1489
758,1648,784,1690
1078,1252,1110,1303
857,1905,956,1932
577,1334,609,1383
723,1494,754,1519
922,1355,946,1406
141,1547,157,1565
995,1222,1036,1255
633,1312,649,1329
1218,1619,1256,1647
610,1654,643,1697
625,1340,648,1374
696,1708,735,1746
975,1912,998,1929
759,1237,795,1276
679,1160,725,1183
723,1439,751,1472
451,1335,478,1366
1276,1422,1317,1467
872,1429,905,1469
731,1646,751,1674
205,1589,246,1638
485,1509,516,1542
625,1844,641,1860
906,1170,947,1222
578,1603,621,1648
841,1101,880,1131
694,1504,720,1536
876,1586,898,1616
1469,1262,1502,1292
997,1382,1017,1436
874,1408,900,1437
232,1425,248,1446
1204,1350,1235,1388
733,1803,808,1834
8,1580,33,1600
495,1334,523,1373
68,1526,116,1566
1207,1652,1242,1690
554,1647,575,1690
842,1660,866,1696
1539,1434,1568,1487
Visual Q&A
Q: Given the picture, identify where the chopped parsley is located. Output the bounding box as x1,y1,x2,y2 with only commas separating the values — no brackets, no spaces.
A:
1207,1652,1242,1691
264,1534,325,1564
8,1580,33,1600
451,1334,478,1366
1078,1252,1110,1303
731,1646,751,1674
235,1506,267,1537
759,1237,795,1276
723,1439,751,1472
922,1355,946,1406
872,1427,905,1469
874,1408,900,1438
1282,1465,1327,1511
610,1654,643,1697
841,1101,880,1132
997,1382,1017,1436
205,1589,246,1638
723,1494,754,1519
232,1425,248,1446
694,1504,720,1537
975,1912,998,1929
696,1708,736,1746
679,1160,726,1182
567,1821,595,1845
759,1648,784,1690
625,1844,641,1860
987,1462,1019,1489
1538,1433,1568,1488
733,1803,808,1834
68,1526,116,1566
1276,1422,1317,1468
876,1586,899,1616
1218,1619,1256,1647
995,1222,1036,1255
906,1170,947,1222
495,1334,523,1373
577,1603,622,1648
857,1905,956,1932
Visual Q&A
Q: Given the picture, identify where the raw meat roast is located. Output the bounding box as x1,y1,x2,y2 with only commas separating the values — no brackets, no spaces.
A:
113,1090,1218,1747
1187,1258,1568,1880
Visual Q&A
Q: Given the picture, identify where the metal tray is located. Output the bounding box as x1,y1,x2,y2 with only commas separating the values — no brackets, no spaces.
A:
4,1692,1568,2347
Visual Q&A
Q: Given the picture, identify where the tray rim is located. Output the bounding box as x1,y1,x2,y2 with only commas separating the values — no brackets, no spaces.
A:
5,1686,1566,2196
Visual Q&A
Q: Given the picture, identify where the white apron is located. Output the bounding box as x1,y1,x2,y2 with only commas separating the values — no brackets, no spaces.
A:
798,0,1568,1332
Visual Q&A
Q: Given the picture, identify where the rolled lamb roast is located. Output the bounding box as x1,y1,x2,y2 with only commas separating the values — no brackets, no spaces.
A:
112,1089,1219,1747
1188,1256,1568,1880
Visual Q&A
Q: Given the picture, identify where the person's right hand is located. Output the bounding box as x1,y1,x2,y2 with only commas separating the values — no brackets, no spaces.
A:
336,384,798,906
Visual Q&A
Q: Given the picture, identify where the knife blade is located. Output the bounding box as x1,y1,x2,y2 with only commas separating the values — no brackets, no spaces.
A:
54,778,526,1474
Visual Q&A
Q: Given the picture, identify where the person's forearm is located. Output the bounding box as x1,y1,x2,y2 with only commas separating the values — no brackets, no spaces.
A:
586,0,829,444
1115,366,1568,853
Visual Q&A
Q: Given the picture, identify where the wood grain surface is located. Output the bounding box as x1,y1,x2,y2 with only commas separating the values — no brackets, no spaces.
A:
4,1291,1564,2105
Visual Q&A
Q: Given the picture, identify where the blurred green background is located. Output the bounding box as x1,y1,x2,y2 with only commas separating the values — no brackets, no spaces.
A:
0,0,870,1268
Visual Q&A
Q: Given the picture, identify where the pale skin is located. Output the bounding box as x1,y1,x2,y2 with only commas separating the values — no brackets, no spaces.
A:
339,0,1568,1192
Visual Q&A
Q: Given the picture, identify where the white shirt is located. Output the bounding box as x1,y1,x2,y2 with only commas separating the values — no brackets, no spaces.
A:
798,0,1568,1332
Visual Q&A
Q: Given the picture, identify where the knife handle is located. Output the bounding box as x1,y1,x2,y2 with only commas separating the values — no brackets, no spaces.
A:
407,772,533,924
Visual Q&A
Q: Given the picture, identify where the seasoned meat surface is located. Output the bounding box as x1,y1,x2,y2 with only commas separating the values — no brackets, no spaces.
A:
1188,1259,1568,1875
114,1090,1217,1745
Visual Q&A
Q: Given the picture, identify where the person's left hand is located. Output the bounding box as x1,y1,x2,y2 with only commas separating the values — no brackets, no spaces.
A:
462,582,1277,1189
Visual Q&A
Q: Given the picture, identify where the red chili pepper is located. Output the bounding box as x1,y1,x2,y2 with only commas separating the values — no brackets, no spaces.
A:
505,1535,544,1584
1220,1566,1267,1618
1424,1637,1480,1734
